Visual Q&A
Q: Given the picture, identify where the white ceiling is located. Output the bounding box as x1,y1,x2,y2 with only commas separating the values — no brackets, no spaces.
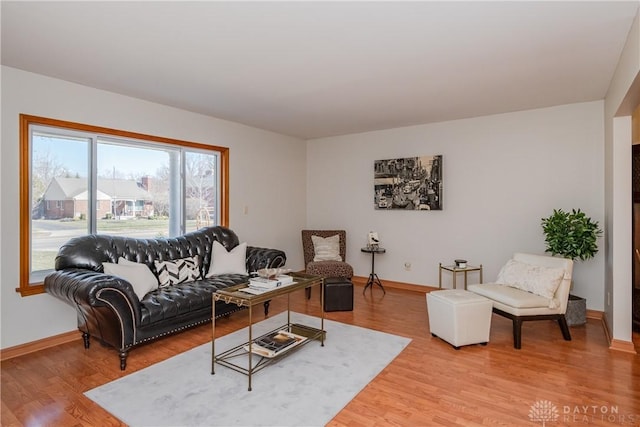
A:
2,1,639,139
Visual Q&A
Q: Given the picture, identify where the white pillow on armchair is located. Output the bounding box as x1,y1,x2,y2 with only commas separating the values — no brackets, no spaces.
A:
311,234,342,262
497,258,565,300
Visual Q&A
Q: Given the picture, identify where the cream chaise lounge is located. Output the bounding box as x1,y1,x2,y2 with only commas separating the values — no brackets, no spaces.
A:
468,252,573,349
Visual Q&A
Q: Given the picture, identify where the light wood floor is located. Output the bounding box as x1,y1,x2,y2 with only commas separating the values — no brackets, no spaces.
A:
2,284,639,426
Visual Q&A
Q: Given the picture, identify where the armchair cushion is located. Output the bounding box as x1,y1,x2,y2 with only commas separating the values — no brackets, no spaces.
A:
468,252,573,314
468,283,554,310
311,234,342,261
307,260,354,279
496,258,565,300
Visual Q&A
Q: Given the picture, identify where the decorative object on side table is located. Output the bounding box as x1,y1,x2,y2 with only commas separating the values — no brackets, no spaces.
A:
541,208,602,326
368,231,380,249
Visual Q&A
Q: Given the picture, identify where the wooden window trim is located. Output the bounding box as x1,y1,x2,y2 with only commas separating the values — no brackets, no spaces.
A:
17,114,229,297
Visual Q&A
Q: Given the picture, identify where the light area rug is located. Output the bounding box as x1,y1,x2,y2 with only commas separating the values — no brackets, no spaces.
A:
85,312,411,427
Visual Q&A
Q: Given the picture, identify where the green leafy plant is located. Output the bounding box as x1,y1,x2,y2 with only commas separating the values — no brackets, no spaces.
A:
541,208,602,261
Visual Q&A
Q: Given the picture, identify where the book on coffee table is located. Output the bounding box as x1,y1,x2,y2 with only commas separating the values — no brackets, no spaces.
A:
240,287,271,295
249,275,295,289
244,330,306,358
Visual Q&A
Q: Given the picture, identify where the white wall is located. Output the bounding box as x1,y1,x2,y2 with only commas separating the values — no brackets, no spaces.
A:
604,10,639,343
307,102,606,309
1,66,307,349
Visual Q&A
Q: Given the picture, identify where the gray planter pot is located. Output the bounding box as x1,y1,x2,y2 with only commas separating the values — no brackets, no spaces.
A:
565,294,586,326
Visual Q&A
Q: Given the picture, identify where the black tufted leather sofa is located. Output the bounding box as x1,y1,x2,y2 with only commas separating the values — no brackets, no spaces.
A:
44,226,286,370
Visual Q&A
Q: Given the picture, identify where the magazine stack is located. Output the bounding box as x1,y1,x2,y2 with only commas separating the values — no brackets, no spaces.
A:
244,329,306,358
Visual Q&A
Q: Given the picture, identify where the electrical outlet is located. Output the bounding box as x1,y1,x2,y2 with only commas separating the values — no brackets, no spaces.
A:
404,262,411,271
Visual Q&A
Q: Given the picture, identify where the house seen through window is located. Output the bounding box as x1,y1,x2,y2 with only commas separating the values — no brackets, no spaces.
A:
20,115,229,295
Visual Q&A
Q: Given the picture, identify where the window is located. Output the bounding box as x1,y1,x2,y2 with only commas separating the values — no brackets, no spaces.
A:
18,115,229,296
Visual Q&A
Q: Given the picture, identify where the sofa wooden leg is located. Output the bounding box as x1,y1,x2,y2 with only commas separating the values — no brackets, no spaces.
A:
558,315,572,341
119,349,128,371
263,301,270,316
513,318,523,349
82,332,90,349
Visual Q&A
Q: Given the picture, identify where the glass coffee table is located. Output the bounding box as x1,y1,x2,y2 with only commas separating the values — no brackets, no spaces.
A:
211,272,325,391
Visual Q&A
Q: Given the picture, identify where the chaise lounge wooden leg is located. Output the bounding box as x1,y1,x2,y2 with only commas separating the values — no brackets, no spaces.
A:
82,332,90,349
558,315,572,341
513,318,523,349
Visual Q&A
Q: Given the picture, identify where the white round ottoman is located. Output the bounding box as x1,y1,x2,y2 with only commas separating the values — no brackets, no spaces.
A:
426,289,493,349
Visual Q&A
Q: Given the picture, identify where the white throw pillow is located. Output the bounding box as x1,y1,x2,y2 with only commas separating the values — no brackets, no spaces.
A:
103,258,159,300
118,257,143,267
206,241,248,277
311,234,342,262
497,258,565,300
154,256,202,287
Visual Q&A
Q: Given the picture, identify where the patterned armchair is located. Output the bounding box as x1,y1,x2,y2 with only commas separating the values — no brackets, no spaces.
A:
302,230,354,298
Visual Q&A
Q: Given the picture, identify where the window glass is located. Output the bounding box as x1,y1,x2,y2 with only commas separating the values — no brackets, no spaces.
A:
31,131,89,283
185,151,219,233
20,115,228,295
96,141,174,238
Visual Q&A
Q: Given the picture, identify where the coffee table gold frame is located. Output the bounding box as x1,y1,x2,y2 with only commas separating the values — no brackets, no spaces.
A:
211,273,325,391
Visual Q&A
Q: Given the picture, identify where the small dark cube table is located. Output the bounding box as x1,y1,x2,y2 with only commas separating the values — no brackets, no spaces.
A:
324,278,354,311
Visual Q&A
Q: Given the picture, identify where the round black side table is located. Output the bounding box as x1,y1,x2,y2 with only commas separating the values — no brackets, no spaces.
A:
361,246,386,294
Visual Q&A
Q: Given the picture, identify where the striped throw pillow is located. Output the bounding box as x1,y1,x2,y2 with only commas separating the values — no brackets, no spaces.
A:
154,256,201,287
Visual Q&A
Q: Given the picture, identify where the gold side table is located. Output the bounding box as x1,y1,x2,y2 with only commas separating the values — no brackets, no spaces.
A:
438,263,483,290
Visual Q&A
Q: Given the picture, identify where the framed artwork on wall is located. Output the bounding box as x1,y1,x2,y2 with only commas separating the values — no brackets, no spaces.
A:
374,155,442,210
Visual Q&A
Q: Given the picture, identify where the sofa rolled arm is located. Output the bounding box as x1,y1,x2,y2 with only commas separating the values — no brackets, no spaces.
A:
44,268,142,348
46,269,140,314
245,247,287,274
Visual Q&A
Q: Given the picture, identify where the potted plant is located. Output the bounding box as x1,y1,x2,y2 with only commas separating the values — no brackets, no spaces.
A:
541,208,602,326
